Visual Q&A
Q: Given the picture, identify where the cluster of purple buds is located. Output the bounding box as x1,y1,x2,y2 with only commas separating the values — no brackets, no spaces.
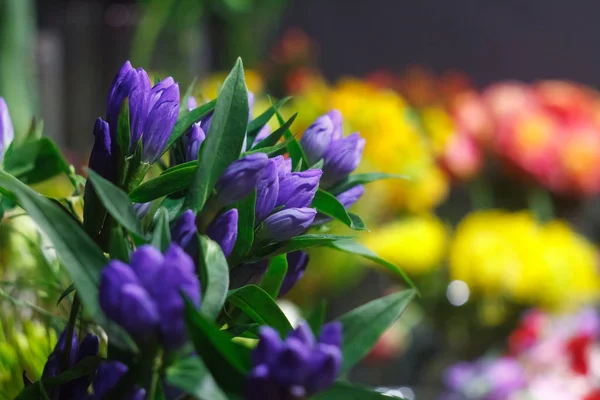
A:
42,329,99,399
99,244,200,350
254,155,320,243
86,361,145,400
89,61,180,181
246,322,342,400
171,208,239,258
0,97,14,164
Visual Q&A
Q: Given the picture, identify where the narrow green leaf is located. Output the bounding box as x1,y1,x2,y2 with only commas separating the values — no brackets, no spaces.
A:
326,239,417,290
229,190,256,263
259,254,288,298
180,77,198,113
329,173,408,195
227,285,292,337
0,170,107,325
243,133,300,157
183,297,250,394
129,162,196,203
255,234,354,259
314,382,394,399
186,59,249,211
274,109,308,171
246,96,291,144
110,228,130,262
3,137,71,184
165,355,228,400
252,113,297,150
306,300,327,336
150,207,171,252
312,189,367,230
56,283,75,306
197,235,229,320
164,99,216,157
337,289,416,372
86,169,145,239
117,99,131,157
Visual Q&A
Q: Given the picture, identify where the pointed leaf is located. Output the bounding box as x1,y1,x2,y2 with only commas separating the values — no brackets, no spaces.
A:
165,355,228,400
329,173,408,196
259,254,288,298
312,189,367,230
197,235,229,320
129,162,196,203
274,109,307,171
255,234,353,259
246,96,291,145
229,189,256,264
151,207,171,252
251,113,297,150
164,99,216,157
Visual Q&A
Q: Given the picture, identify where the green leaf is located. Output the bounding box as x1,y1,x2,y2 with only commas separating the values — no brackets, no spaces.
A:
274,109,308,171
56,283,75,305
86,169,145,239
337,289,416,373
243,133,300,157
327,240,417,290
197,235,230,320
0,170,107,325
227,285,292,337
183,297,250,394
3,137,72,185
259,254,288,298
312,189,367,230
151,207,171,252
117,99,131,157
163,99,216,157
44,356,105,385
252,113,297,150
229,189,256,263
314,382,395,399
186,59,249,211
110,227,131,262
329,173,408,195
246,96,291,146
129,162,196,203
155,196,185,223
256,234,354,259
306,300,327,336
165,355,228,400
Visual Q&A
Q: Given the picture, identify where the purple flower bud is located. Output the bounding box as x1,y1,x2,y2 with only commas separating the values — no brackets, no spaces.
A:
0,97,14,164
255,159,280,222
272,338,311,386
245,364,280,400
305,343,342,393
182,123,205,162
133,201,151,218
273,155,292,181
99,260,141,321
93,361,146,400
252,326,283,366
129,245,165,290
206,208,238,257
327,109,343,141
288,322,315,347
276,169,322,209
216,153,269,204
187,95,198,111
318,322,342,348
300,115,334,165
200,111,213,134
259,208,316,242
337,185,364,209
171,210,197,249
119,284,161,343
88,118,115,181
248,91,255,121
42,329,79,379
322,133,365,187
252,124,271,148
142,77,180,163
279,251,309,296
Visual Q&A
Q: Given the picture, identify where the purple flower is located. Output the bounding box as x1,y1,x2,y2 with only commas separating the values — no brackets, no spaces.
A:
279,251,309,297
171,209,197,250
99,244,201,350
187,95,198,110
255,159,280,222
133,202,151,218
252,124,271,148
276,169,322,209
42,329,100,399
246,322,342,399
300,115,334,165
248,91,255,122
443,362,476,391
322,133,365,187
215,153,269,205
90,361,145,400
258,208,316,243
206,208,238,257
273,155,292,181
88,118,114,181
142,77,180,162
182,123,206,162
327,109,343,141
483,358,525,398
0,97,14,164
336,185,364,209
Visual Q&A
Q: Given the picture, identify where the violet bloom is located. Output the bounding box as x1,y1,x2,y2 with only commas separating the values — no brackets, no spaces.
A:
133,202,151,219
215,153,269,205
258,208,316,243
170,209,197,250
88,118,114,181
279,251,309,297
89,361,145,400
252,125,271,148
322,133,365,187
0,97,14,164
246,322,342,400
327,109,343,141
273,155,292,181
276,169,322,209
206,208,239,257
42,329,99,399
99,244,200,350
300,115,334,165
255,159,280,222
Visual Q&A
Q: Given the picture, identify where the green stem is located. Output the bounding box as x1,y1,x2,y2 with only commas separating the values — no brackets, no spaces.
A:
62,294,81,371
148,349,163,400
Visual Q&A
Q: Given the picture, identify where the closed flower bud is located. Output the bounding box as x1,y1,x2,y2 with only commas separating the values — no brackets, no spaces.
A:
170,210,197,250
322,133,366,187
336,184,364,209
133,201,151,218
276,169,322,209
142,77,180,163
187,95,198,110
319,322,342,348
300,115,334,165
255,159,280,222
88,118,114,181
279,251,309,296
252,124,271,148
248,91,255,121
258,208,316,242
216,153,269,204
206,208,238,257
183,123,205,162
273,155,292,181
327,109,344,141
0,97,14,164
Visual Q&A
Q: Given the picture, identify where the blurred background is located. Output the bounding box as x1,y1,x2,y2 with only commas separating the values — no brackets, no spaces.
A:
5,0,600,398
